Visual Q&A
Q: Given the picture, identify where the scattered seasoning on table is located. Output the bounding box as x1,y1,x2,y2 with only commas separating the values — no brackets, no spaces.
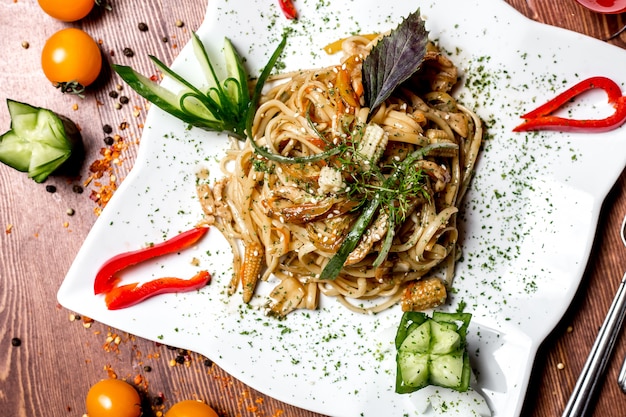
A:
133,374,143,386
72,184,83,194
103,124,113,134
66,208,75,216
21,41,29,49
119,96,129,105
123,47,135,57
11,337,21,347
161,36,168,43
175,19,184,27
85,134,135,215
138,22,148,32
109,90,119,99
104,136,114,145
557,362,565,370
5,224,13,234
45,184,56,193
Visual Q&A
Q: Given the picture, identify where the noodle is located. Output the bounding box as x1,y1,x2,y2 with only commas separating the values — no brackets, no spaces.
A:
197,35,483,316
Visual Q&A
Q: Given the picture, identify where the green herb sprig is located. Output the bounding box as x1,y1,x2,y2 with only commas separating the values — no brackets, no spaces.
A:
319,141,458,280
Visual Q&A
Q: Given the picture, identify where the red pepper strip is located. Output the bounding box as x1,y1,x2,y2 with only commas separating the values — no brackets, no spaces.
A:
513,76,626,133
278,0,298,19
104,271,211,310
94,227,209,294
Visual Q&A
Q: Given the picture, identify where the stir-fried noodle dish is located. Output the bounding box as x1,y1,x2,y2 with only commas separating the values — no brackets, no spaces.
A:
197,33,483,317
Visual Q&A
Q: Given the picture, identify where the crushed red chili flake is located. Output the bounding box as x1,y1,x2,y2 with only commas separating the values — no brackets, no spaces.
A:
85,134,135,215
104,364,117,379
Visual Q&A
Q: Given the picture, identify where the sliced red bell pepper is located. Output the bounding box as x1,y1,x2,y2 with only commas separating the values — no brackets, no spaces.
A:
104,271,211,310
278,0,298,19
94,226,209,295
513,76,626,133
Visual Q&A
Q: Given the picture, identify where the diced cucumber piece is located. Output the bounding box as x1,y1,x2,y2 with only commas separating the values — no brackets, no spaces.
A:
0,99,81,182
0,130,31,171
430,352,464,388
430,320,461,355
399,320,431,353
398,351,430,388
395,311,473,394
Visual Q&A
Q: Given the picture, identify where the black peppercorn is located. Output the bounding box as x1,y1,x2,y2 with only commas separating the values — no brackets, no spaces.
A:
143,365,152,372
152,396,163,406
109,91,119,99
72,185,83,194
203,358,213,367
104,136,114,146
175,355,185,364
119,96,129,105
103,124,113,134
123,47,134,57
45,185,56,193
11,337,21,347
138,22,148,32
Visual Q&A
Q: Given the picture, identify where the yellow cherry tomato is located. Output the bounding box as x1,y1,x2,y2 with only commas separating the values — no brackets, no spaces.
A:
165,400,219,417
37,0,95,22
41,28,102,90
85,379,142,417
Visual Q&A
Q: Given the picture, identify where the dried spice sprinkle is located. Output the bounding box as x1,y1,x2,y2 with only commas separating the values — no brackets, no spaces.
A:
45,185,56,193
11,337,21,347
123,47,134,57
138,22,148,31
85,134,134,215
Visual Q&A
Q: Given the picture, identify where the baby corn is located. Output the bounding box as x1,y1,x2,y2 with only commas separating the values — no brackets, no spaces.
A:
401,276,447,312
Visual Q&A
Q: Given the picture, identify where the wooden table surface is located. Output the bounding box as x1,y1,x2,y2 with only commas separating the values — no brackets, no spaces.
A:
1,1,625,416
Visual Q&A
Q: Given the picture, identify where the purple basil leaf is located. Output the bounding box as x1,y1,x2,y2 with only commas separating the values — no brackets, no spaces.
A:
362,9,429,111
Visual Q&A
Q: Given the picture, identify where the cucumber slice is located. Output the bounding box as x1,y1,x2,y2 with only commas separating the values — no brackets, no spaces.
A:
430,320,461,355
0,99,81,182
430,352,464,388
113,33,286,141
398,351,430,388
399,320,431,353
0,130,31,172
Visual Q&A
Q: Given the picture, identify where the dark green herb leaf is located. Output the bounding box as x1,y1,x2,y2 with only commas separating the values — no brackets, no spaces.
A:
362,9,429,111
